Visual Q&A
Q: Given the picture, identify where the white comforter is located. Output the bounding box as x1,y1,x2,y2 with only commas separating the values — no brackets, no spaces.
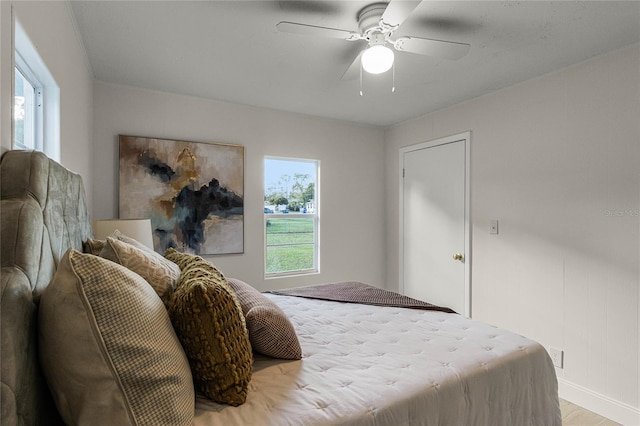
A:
194,294,560,426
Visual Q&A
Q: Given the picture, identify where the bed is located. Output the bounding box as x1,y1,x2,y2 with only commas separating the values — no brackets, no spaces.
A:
0,150,561,426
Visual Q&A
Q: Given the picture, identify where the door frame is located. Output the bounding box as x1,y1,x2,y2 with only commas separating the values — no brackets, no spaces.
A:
398,131,472,317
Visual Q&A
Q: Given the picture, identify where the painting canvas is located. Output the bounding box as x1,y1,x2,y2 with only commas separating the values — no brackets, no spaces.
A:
119,135,244,255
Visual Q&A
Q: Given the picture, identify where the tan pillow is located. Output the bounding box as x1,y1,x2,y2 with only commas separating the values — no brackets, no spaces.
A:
110,228,153,251
38,249,194,426
165,248,252,406
82,237,105,255
100,236,179,304
227,277,302,360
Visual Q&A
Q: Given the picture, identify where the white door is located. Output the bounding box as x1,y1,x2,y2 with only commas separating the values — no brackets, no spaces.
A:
400,132,470,316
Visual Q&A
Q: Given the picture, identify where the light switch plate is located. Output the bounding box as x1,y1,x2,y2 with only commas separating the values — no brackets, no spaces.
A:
490,220,499,235
550,347,564,368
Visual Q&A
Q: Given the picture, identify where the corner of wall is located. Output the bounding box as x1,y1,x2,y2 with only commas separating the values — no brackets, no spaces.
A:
64,0,93,76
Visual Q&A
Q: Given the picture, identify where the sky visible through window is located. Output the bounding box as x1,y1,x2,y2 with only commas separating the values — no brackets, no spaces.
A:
264,158,315,189
14,68,27,147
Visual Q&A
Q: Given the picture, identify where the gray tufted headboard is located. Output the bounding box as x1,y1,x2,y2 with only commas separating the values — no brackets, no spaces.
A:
1,150,93,425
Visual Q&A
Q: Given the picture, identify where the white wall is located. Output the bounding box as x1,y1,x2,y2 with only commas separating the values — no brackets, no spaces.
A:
92,81,385,292
0,2,10,154
384,44,640,424
0,1,93,209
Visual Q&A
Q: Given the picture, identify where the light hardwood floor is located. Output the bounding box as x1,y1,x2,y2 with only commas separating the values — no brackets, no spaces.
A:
561,399,620,426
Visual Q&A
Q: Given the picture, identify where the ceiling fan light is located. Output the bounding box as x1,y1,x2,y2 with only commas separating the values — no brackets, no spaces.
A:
361,44,394,74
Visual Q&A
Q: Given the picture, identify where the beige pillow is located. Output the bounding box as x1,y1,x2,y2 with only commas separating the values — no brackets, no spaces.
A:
227,277,302,360
82,237,105,255
165,249,252,406
38,249,194,426
100,236,179,304
111,229,153,250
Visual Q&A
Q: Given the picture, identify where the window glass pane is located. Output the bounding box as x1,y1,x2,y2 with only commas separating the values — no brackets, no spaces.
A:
264,158,318,276
14,67,35,149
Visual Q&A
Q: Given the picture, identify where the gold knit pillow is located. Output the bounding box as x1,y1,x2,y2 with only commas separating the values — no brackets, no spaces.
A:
165,249,252,406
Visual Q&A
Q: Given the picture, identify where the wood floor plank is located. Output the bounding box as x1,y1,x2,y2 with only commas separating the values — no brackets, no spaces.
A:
560,399,620,426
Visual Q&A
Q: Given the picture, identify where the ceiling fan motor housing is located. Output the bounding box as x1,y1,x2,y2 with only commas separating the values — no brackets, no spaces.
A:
358,3,388,35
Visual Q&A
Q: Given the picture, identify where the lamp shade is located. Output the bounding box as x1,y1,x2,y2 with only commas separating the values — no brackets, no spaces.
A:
93,219,154,250
361,44,394,74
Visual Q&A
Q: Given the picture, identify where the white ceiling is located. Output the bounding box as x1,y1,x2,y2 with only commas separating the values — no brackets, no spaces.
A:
69,1,640,127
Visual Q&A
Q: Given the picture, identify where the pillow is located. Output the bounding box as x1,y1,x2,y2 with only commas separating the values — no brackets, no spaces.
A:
110,228,158,253
82,237,105,255
227,277,302,360
165,247,215,271
38,249,194,426
165,248,252,406
100,236,179,304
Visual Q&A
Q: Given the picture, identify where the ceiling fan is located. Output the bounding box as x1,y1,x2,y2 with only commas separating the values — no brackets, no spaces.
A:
277,0,470,80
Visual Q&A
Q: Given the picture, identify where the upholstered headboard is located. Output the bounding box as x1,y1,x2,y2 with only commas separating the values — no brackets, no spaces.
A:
1,150,92,425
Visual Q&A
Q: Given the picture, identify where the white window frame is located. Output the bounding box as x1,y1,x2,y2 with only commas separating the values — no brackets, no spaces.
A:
264,157,320,278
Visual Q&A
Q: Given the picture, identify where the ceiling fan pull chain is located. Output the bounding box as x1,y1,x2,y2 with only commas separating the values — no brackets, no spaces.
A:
359,63,364,97
392,62,396,93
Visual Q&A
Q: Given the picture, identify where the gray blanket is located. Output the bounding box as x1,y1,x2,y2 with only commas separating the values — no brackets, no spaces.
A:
268,281,456,314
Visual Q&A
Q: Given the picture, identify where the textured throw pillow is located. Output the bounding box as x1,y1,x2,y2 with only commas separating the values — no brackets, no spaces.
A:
100,236,179,304
165,248,252,406
82,237,105,256
111,228,153,251
227,277,302,360
38,249,194,426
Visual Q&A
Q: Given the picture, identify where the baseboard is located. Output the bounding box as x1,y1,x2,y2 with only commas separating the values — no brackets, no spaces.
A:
558,378,640,425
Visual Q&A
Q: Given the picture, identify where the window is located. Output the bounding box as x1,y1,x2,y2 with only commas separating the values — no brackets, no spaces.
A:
14,55,43,151
264,157,319,277
13,18,59,160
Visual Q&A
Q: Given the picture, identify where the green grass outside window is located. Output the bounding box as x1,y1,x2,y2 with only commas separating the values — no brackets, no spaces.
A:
266,218,315,273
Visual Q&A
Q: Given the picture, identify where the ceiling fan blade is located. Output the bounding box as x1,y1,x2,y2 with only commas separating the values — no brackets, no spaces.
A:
380,0,422,28
394,36,470,60
277,21,358,40
341,51,363,81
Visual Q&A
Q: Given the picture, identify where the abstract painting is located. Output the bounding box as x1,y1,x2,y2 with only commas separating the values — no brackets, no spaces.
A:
119,135,244,255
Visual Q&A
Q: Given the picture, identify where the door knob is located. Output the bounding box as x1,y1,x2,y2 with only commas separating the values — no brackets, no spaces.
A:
453,253,464,262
